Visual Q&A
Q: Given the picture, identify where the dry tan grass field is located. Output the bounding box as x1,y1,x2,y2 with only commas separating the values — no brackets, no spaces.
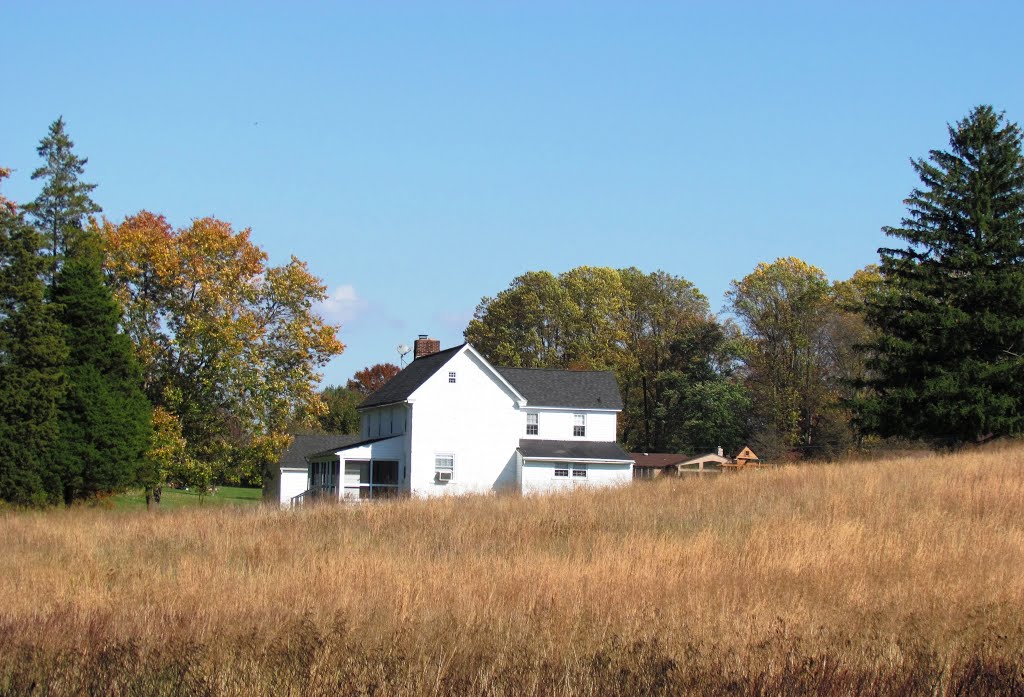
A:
2,443,1023,695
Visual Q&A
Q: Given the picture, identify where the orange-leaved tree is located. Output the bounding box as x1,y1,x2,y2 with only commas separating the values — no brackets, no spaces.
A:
101,211,344,489
347,363,400,397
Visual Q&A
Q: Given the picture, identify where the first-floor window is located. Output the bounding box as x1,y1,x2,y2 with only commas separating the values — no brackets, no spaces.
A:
435,454,454,482
572,467,587,478
554,468,569,477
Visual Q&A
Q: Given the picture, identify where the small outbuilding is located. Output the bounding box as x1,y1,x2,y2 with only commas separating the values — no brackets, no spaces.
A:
675,448,733,474
630,453,690,479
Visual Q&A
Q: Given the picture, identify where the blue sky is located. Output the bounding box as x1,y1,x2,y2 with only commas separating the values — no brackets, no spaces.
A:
4,2,1023,386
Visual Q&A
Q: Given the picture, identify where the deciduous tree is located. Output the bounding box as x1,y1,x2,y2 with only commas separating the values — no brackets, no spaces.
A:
467,266,749,452
317,385,362,434
727,257,836,457
102,212,345,485
347,363,400,397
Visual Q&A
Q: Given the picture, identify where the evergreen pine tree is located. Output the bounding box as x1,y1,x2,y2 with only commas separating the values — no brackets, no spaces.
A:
51,233,152,502
0,174,68,506
866,106,1024,443
23,117,101,282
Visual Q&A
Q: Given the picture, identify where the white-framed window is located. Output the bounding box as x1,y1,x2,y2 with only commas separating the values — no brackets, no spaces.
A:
526,413,538,435
435,453,454,483
573,413,586,437
553,465,587,479
448,371,456,383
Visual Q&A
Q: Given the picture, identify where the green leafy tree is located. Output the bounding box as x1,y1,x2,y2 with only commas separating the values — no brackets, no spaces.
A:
866,106,1024,443
727,257,838,458
618,268,728,451
50,234,152,503
465,271,572,368
655,318,751,455
318,385,362,434
22,118,101,282
468,266,749,452
0,171,68,505
138,407,190,508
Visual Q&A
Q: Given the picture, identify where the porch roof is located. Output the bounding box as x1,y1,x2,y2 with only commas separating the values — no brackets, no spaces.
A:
306,435,402,460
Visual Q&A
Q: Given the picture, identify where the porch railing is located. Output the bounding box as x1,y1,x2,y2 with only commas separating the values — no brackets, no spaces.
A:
290,484,337,508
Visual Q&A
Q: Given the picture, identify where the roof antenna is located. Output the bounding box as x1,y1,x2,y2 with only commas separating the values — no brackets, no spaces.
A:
397,343,411,368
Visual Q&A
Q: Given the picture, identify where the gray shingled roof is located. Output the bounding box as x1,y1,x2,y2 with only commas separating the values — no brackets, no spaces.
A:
497,367,623,410
358,344,465,409
280,434,361,469
518,439,633,462
306,435,401,460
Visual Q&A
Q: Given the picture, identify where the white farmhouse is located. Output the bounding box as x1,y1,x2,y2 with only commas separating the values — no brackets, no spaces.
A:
281,336,633,505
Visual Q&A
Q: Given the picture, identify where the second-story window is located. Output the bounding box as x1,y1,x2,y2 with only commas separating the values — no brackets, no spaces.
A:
448,371,456,383
526,413,538,435
573,413,586,437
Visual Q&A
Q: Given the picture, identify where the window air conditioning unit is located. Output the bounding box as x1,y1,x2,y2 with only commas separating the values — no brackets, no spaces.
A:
437,471,453,483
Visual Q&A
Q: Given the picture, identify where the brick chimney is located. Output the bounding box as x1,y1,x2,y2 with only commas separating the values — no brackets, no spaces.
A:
413,334,441,359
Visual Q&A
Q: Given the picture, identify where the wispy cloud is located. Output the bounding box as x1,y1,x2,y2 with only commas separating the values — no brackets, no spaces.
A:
316,284,368,324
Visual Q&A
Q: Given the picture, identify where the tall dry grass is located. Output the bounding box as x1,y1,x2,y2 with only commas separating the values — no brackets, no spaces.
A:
2,444,1024,695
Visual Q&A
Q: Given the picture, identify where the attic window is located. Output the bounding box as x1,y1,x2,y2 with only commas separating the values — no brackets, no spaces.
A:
448,371,456,383
526,413,538,435
573,414,586,437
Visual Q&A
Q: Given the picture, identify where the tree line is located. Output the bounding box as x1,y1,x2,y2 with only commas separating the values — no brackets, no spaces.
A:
0,119,343,507
459,105,1024,458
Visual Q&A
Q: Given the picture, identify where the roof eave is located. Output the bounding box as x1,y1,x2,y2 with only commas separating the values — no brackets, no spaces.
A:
521,455,634,464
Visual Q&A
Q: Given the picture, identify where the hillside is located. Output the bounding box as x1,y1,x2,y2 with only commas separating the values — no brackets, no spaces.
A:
2,445,1023,694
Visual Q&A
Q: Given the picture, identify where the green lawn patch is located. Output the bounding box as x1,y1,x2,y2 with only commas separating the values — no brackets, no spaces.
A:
112,485,263,511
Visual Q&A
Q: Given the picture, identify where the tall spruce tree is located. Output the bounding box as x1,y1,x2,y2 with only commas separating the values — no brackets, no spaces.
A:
23,117,101,282
865,106,1024,443
51,233,151,502
0,172,68,506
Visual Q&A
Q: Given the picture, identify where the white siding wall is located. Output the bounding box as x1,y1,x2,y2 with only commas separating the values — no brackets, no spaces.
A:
338,435,408,497
520,461,632,495
407,349,522,496
520,409,618,442
361,405,408,439
279,468,310,507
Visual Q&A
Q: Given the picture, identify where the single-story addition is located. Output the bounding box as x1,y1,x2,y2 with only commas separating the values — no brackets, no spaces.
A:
630,452,691,479
282,337,634,506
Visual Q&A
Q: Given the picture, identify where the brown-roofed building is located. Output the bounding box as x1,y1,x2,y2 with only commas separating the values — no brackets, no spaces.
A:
630,453,690,479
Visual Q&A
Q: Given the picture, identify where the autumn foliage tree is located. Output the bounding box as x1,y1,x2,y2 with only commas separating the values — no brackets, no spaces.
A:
347,363,400,396
727,257,877,459
102,211,344,486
